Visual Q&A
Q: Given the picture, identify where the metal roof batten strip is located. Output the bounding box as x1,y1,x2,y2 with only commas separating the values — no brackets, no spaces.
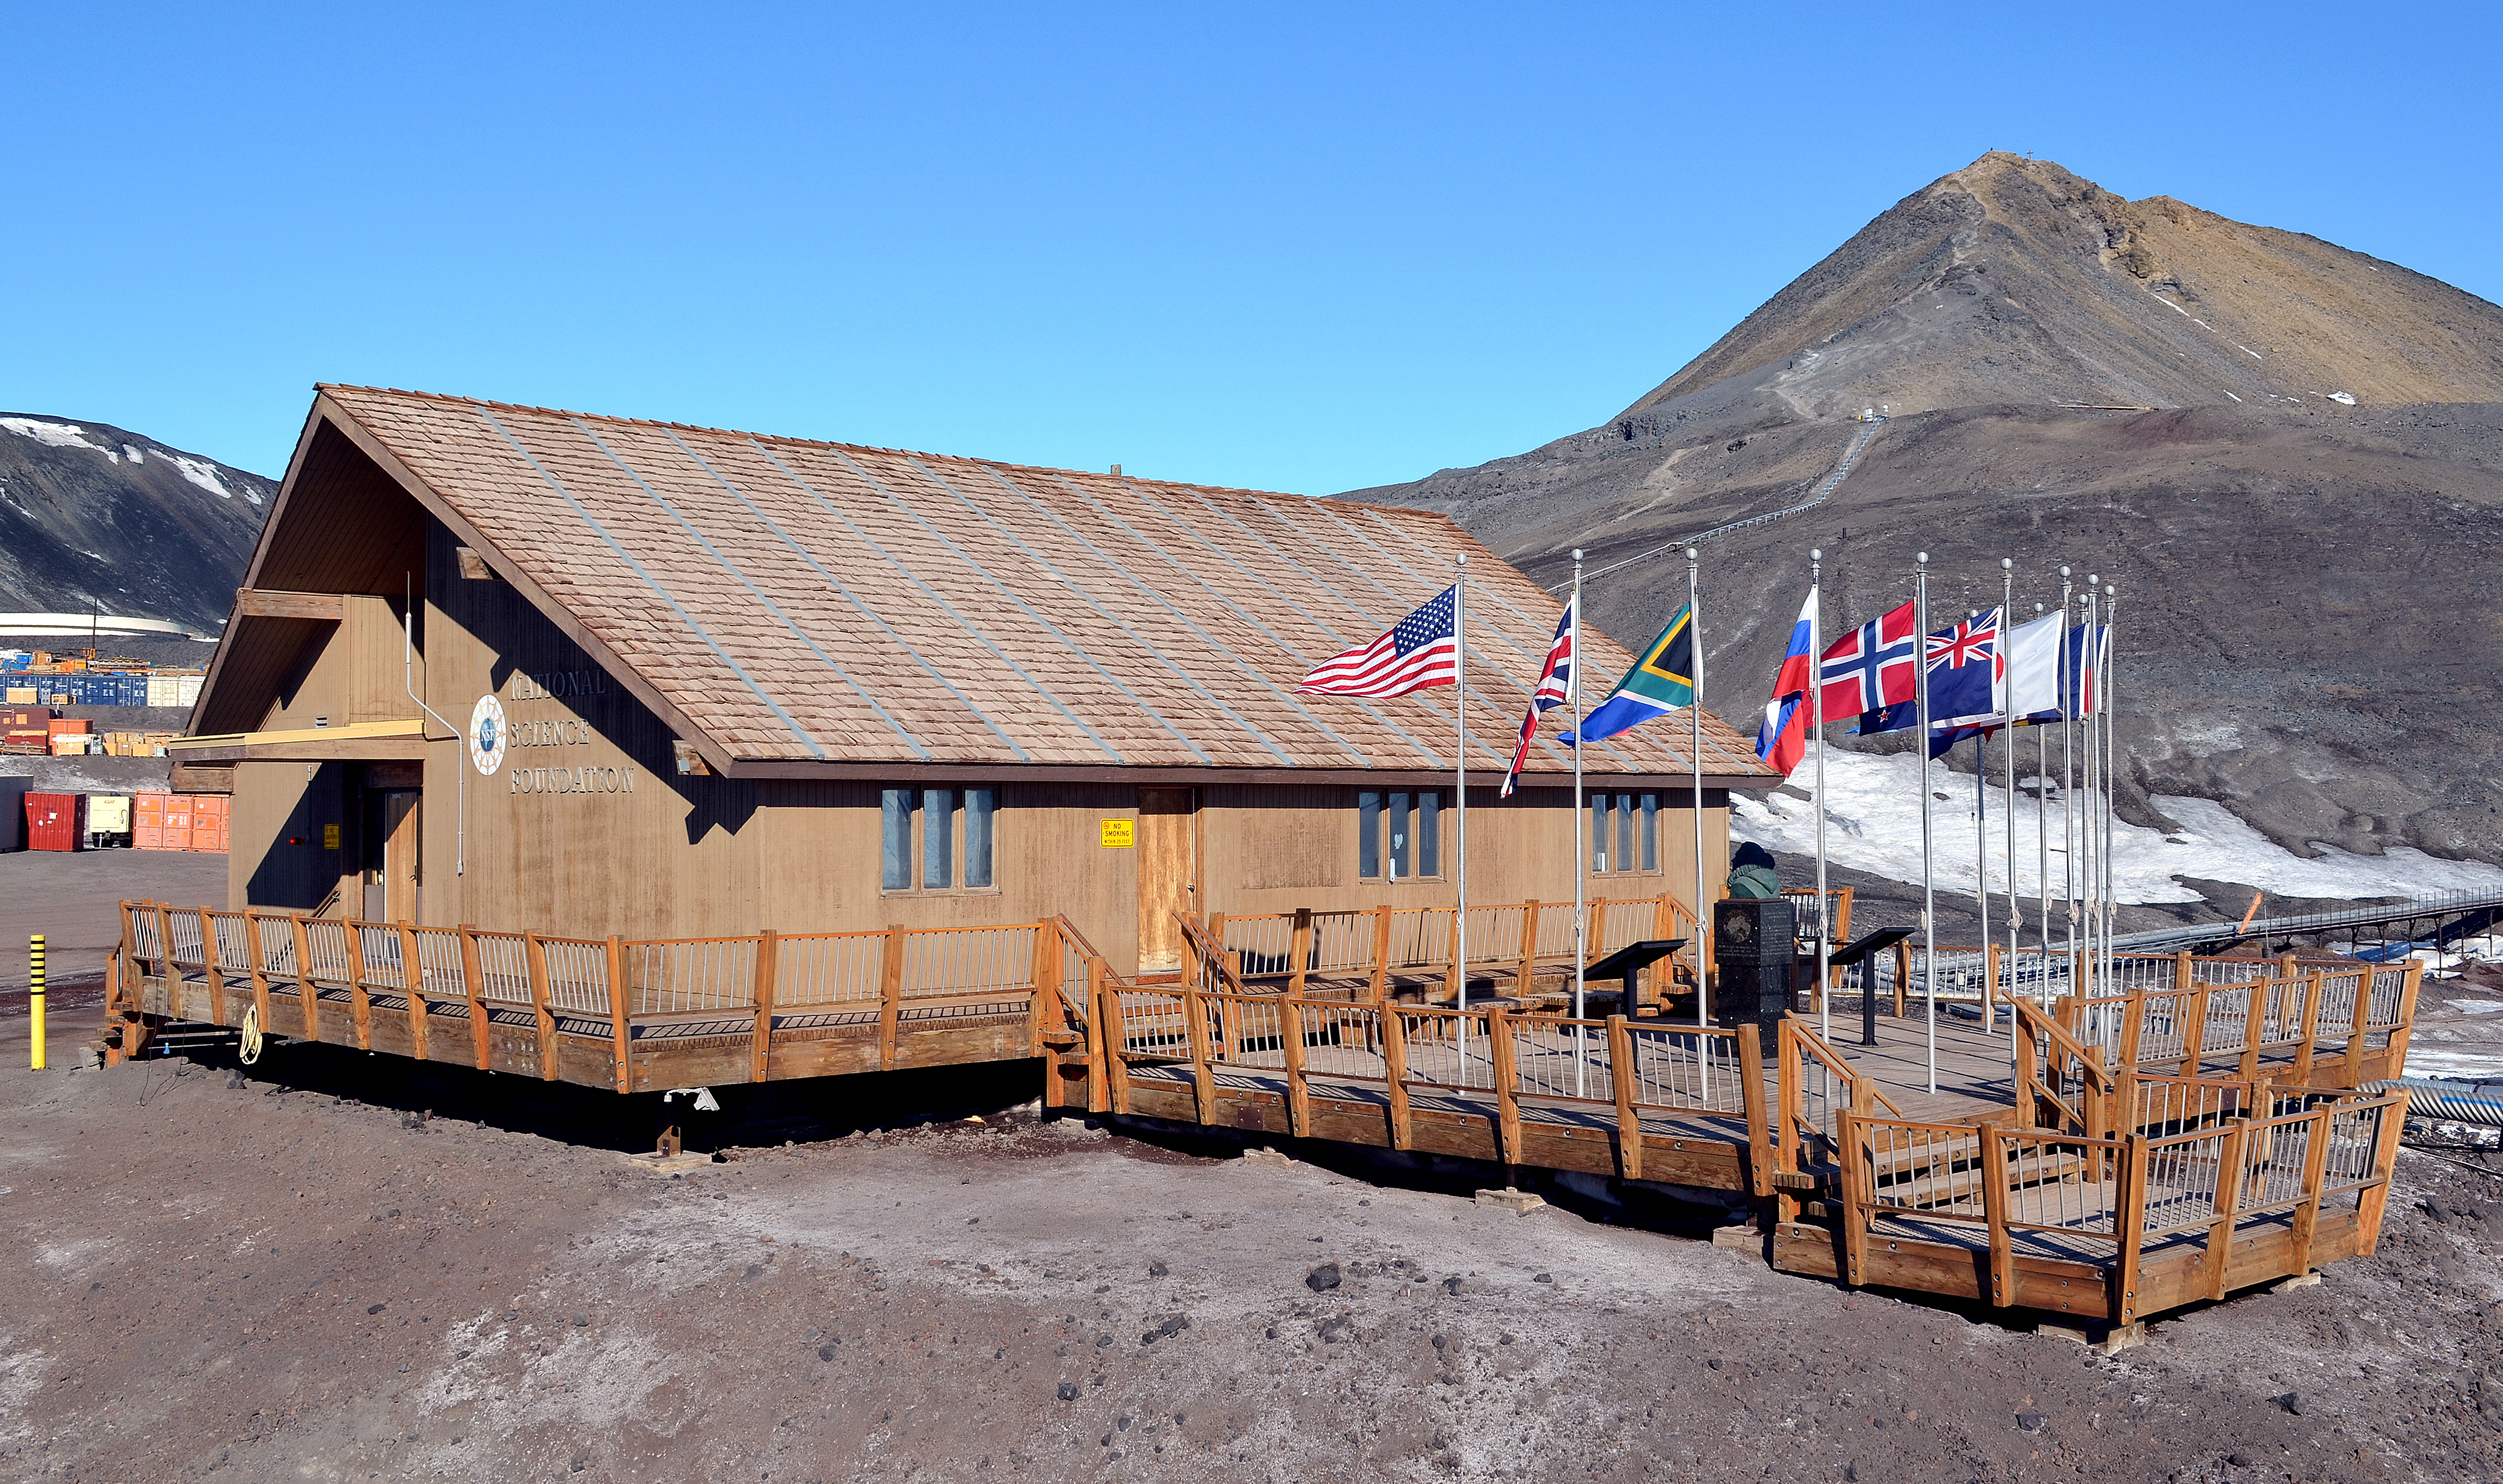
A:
476,409,825,759
574,419,928,761
661,429,1031,762
745,440,1125,765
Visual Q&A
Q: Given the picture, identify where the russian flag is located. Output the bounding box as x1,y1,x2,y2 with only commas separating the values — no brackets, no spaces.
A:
1754,587,1817,779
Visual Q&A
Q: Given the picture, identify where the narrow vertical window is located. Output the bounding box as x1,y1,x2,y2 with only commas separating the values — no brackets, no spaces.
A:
963,787,996,889
1640,793,1659,872
1616,794,1635,875
1358,791,1382,880
922,788,956,889
1418,791,1440,877
1387,792,1412,880
1591,794,1612,872
881,789,913,890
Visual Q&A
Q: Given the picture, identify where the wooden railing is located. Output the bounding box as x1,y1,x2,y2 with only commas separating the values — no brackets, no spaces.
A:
1093,977,1749,1177
1835,1084,2404,1321
1766,1016,1901,1208
111,899,1081,1092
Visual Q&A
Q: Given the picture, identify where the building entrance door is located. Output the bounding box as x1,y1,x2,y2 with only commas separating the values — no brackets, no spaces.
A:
1135,787,1200,976
361,789,422,923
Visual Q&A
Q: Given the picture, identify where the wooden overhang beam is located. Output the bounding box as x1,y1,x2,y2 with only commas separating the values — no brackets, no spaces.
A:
233,588,347,621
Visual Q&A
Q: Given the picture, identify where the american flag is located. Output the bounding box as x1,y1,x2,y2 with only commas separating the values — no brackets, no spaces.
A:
1297,585,1459,697
1501,595,1576,797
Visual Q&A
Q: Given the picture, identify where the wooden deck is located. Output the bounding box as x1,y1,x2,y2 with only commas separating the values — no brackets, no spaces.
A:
101,895,2419,1327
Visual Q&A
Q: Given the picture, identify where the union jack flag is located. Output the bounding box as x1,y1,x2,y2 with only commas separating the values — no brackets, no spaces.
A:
1864,606,2006,736
1501,595,1576,798
1816,600,1919,720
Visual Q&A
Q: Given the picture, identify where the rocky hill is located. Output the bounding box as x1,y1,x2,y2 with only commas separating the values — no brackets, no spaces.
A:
0,414,273,635
1350,153,2503,892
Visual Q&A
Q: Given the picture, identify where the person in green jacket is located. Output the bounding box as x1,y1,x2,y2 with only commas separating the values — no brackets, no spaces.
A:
1727,841,1782,900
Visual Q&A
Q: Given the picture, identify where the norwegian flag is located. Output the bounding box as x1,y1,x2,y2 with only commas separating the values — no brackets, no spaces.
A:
1863,607,2007,735
1816,600,1919,721
1500,595,1576,798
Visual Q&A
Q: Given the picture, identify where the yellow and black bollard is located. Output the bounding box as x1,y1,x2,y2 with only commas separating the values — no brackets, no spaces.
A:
29,933,46,1071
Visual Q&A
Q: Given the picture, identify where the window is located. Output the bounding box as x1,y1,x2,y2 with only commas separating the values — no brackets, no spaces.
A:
1358,789,1442,881
1590,791,1662,875
881,786,998,891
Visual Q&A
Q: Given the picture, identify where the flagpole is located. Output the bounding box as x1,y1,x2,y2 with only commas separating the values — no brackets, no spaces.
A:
1916,552,1936,1094
2001,559,2017,1060
2060,568,2075,1002
1810,549,1829,1042
1454,554,1469,1071
1971,609,1990,1036
2103,586,2119,1007
1571,552,1586,1026
2081,578,2100,1001
2033,602,2050,998
1689,546,1707,1034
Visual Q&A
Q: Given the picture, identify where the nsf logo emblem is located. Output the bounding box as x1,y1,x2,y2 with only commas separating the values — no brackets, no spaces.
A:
469,694,508,776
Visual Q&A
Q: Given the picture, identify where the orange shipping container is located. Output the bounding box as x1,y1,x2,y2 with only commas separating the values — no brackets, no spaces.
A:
47,718,90,735
136,825,163,851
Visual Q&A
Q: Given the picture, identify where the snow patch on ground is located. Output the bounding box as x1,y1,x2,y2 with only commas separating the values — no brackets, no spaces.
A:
1,417,110,456
162,453,233,498
1735,746,2503,905
2403,1047,2503,1079
122,444,144,463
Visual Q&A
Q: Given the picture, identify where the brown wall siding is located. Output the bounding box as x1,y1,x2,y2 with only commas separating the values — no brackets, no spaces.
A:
254,595,425,732
224,514,1735,971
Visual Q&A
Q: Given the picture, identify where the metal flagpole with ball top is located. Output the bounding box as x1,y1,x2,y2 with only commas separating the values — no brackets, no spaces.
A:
1916,553,1937,1093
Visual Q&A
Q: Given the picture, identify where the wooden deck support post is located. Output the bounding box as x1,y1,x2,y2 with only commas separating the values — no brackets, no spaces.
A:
878,926,905,1072
1606,1014,1642,1181
524,932,557,1081
2288,1104,2334,1278
1281,997,1310,1136
400,922,429,1061
458,926,488,1069
2355,1091,2406,1254
753,931,778,1084
1381,1004,1411,1151
1486,1004,1520,1169
605,935,631,1094
291,915,320,1041
2115,1133,2148,1326
1368,905,1392,1004
1980,1128,2013,1307
1286,909,1313,997
200,908,225,1027
1181,980,1215,1125
1739,1027,1772,1198
2204,1118,2251,1301
243,913,273,1046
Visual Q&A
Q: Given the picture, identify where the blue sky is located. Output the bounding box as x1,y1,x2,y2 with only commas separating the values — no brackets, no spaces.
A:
7,3,2498,492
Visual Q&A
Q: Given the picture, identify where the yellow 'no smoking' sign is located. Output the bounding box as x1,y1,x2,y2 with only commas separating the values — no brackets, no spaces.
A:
1099,819,1135,848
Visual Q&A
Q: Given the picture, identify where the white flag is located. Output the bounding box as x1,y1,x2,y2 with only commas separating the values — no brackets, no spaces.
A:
2004,612,2066,720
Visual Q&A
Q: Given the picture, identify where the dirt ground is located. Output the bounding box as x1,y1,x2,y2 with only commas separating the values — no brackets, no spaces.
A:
0,849,227,992
2,1006,2498,1484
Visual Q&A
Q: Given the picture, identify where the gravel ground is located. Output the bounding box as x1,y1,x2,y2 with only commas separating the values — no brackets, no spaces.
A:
2,1012,2499,1484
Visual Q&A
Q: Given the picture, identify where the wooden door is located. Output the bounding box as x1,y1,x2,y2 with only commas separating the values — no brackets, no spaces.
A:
380,790,421,923
1136,788,1200,975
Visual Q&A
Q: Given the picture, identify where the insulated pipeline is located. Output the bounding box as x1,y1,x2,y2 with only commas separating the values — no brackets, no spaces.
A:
2378,1077,2503,1128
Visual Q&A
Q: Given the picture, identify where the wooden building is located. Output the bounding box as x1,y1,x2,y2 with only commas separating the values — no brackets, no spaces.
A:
173,387,1775,973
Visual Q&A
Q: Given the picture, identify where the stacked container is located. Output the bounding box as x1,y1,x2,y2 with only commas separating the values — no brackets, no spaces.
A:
190,794,230,852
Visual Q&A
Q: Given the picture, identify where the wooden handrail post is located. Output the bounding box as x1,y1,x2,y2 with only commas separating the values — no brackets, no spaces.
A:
1442,910,1462,1004
1281,996,1310,1137
154,901,179,1017
2119,986,2148,1069
1738,1029,1772,1200
604,934,630,1094
2180,979,2212,1077
1836,1107,1865,1287
400,922,429,1061
200,908,226,1028
1368,905,1392,1005
1381,1003,1411,1151
1084,957,1110,1115
2239,976,2270,1079
1206,912,1226,989
524,931,556,1081
2012,1009,2039,1129
458,925,488,1070
1487,1004,1520,1170
1181,980,1215,1125
2291,972,2326,1084
877,926,906,1072
345,919,374,1050
1517,900,1541,999
2083,1044,2110,1181
1287,908,1313,997
2205,1118,2251,1301
291,914,320,1042
1891,939,1909,1017
1985,941,2001,1023
1775,1020,1803,1184
2356,1092,2406,1254
2173,950,2193,991
1980,1128,2013,1307
2385,960,2425,1084
2114,1133,2148,1326
2288,1105,2334,1279
753,930,778,1084
1606,1014,1642,1181
1099,971,1132,1116
243,913,273,1047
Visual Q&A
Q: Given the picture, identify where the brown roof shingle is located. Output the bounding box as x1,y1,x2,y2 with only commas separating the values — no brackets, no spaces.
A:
317,385,1775,782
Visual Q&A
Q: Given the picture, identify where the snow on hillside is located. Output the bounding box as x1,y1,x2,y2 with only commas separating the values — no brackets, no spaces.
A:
1735,746,2503,905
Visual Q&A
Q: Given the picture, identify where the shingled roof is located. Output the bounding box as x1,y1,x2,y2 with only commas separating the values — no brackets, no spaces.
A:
270,385,1772,784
